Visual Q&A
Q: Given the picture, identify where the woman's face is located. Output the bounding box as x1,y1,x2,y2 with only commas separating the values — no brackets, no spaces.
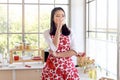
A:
53,10,65,27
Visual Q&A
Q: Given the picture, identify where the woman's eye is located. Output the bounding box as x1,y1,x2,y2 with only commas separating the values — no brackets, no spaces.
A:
56,15,60,17
56,15,62,17
62,15,65,17
55,14,65,18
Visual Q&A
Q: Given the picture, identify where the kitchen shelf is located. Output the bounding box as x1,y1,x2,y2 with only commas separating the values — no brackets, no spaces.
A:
9,48,44,64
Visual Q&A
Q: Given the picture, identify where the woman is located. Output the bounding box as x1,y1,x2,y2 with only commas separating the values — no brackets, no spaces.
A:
42,7,82,80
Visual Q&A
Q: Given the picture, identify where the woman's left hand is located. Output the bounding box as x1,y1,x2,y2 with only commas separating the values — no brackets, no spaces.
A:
76,52,86,57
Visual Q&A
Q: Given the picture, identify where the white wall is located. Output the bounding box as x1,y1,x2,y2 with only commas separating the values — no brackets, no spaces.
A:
118,0,120,79
70,0,86,65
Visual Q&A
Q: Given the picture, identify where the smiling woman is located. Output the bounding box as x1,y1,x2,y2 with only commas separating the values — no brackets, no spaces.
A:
42,7,81,80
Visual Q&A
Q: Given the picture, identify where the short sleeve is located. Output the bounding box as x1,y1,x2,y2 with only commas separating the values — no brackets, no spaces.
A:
43,30,57,52
69,33,80,54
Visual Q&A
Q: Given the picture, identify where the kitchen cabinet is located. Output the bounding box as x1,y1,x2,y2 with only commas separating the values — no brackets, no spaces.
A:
0,70,12,80
0,69,42,80
16,69,42,80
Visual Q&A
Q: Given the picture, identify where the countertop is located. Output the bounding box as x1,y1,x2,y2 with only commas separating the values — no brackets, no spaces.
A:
0,62,93,80
0,62,44,70
0,62,115,80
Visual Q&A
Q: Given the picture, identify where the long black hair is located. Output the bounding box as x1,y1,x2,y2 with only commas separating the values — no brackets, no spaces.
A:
49,7,70,36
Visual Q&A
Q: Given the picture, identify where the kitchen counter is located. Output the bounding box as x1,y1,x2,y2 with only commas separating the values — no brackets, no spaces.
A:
0,62,93,80
0,62,115,80
0,62,44,80
0,62,44,70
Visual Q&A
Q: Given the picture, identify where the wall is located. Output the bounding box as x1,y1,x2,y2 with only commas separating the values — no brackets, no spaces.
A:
118,0,120,79
70,0,85,65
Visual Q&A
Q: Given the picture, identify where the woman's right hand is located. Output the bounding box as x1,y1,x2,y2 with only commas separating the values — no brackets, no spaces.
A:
56,18,65,31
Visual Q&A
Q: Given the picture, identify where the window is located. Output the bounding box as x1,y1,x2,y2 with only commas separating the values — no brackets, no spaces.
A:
0,0,70,56
86,0,117,79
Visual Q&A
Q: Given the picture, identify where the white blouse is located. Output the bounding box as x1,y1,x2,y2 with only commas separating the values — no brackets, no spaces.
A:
44,29,80,54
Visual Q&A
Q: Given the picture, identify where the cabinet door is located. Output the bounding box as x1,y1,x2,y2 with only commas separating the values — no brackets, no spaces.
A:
0,70,12,80
16,69,42,80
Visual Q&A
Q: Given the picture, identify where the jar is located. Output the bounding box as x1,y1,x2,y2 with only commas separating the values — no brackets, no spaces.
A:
25,43,30,50
14,55,19,61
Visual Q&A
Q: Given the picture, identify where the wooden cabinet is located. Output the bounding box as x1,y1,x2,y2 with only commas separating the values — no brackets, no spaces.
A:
9,48,44,64
0,70,12,80
0,69,42,80
16,69,42,80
